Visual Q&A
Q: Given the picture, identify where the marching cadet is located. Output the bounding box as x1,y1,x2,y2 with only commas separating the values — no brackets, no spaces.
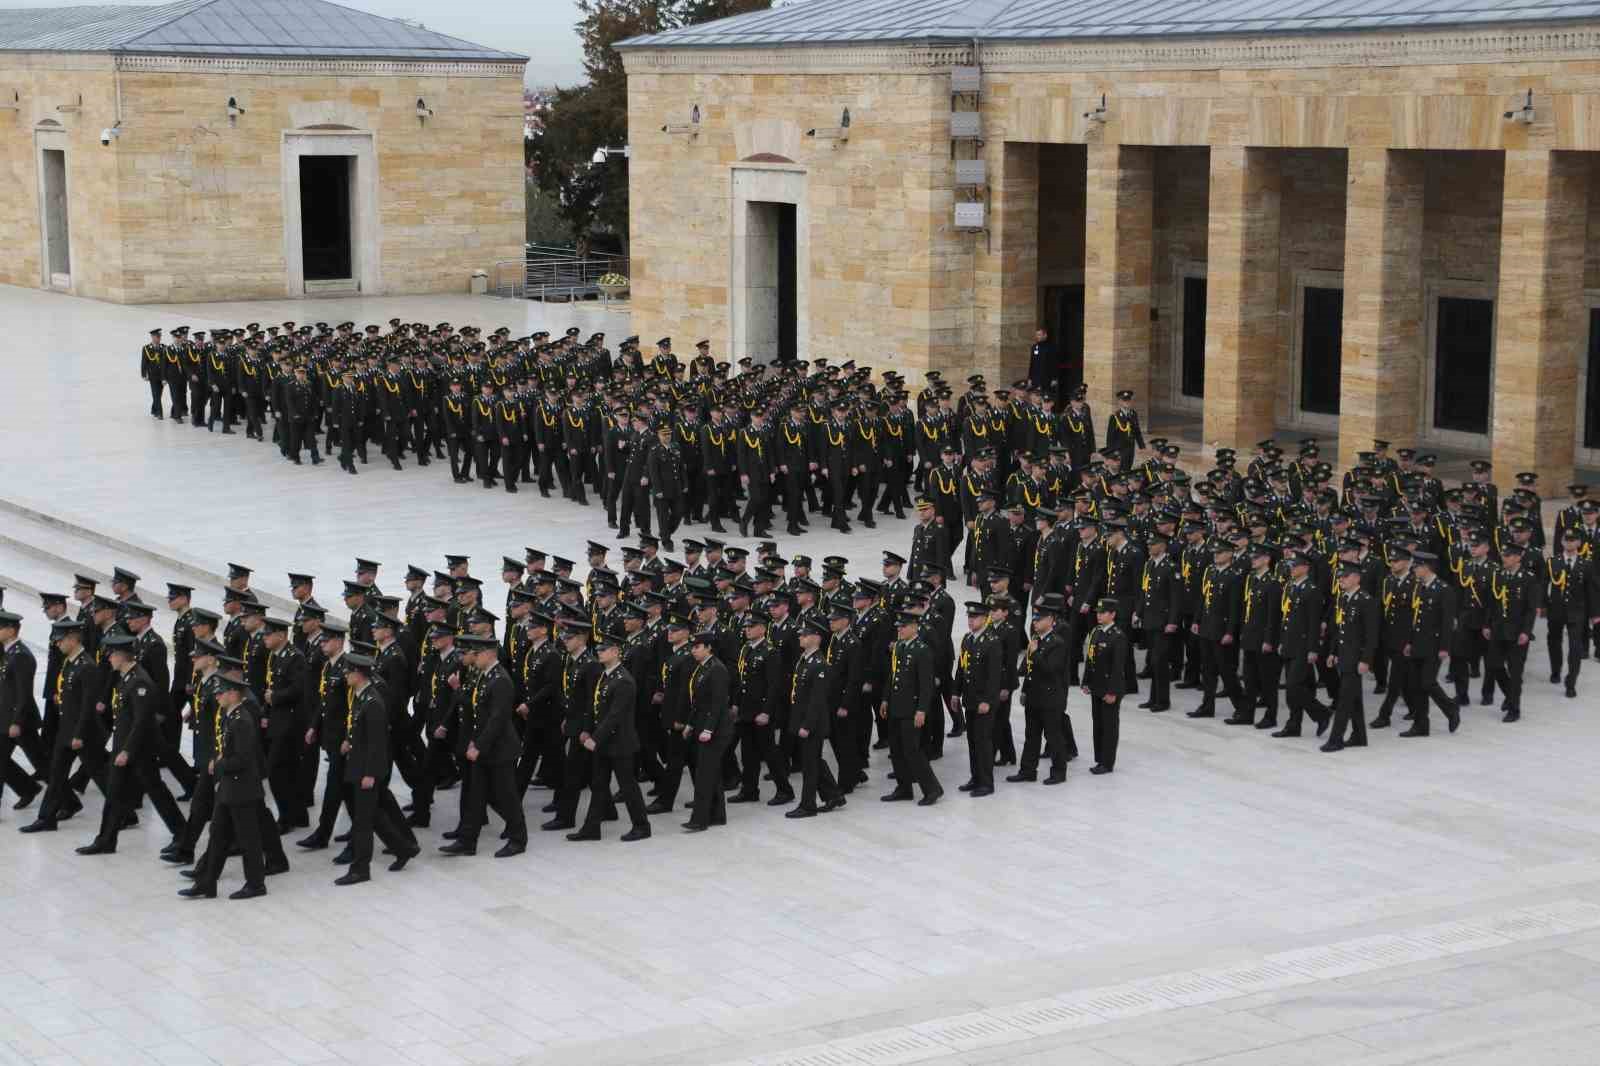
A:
567,630,651,842
141,328,167,418
283,365,323,465
1082,597,1129,774
1104,389,1145,470
22,620,105,833
1546,528,1599,698
441,635,527,856
1323,563,1378,753
1274,553,1331,739
682,630,735,832
1369,547,1415,729
1225,544,1281,730
1484,541,1539,721
953,600,1000,795
442,378,473,484
179,676,268,900
164,636,224,865
297,623,349,850
541,620,606,833
1401,552,1461,735
74,634,187,856
879,610,943,804
1135,528,1181,713
471,379,500,489
0,610,45,811
336,653,420,883
647,421,687,551
1011,593,1071,784
1450,531,1495,706
730,611,792,806
1188,541,1244,719
787,617,844,816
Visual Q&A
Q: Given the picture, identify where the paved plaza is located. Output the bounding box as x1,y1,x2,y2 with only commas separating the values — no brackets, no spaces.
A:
2,284,1600,1066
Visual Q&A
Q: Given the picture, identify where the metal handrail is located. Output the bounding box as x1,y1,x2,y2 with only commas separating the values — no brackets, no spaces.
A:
489,251,631,302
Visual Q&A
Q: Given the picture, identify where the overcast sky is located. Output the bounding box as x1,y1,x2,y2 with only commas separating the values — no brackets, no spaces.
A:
9,0,587,85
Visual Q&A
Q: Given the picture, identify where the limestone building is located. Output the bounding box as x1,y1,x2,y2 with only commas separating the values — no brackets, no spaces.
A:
0,0,525,304
620,0,1600,485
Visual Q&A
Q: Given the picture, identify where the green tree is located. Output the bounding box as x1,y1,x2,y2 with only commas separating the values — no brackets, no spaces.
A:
525,178,575,247
529,0,771,252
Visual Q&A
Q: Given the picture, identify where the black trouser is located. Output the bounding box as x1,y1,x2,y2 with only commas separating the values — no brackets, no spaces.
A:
1375,652,1411,720
1328,663,1367,745
176,766,215,855
262,728,303,826
476,437,500,484
1199,638,1244,711
583,752,648,833
617,482,650,536
1090,694,1121,769
410,416,429,464
920,691,947,759
653,493,680,544
147,378,165,416
1486,637,1528,710
207,388,227,430
501,439,522,490
782,471,807,529
687,730,732,827
828,708,861,791
853,470,879,522
195,801,265,891
287,418,321,463
964,707,994,789
877,461,907,516
1404,655,1455,733
1281,655,1326,731
1144,625,1173,707
1450,624,1484,699
794,733,839,810
0,730,44,802
1548,614,1588,682
993,693,1017,761
166,374,188,418
188,379,207,426
244,391,263,437
38,743,104,823
462,760,526,846
735,719,791,798
344,783,412,874
554,739,614,824
1019,704,1069,776
313,750,346,839
449,435,472,480
1239,649,1280,722
885,716,940,796
654,725,689,808
95,756,185,847
742,477,772,533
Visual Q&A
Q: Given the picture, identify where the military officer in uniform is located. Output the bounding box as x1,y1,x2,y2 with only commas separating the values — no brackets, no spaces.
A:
952,600,1000,795
879,610,943,805
1323,563,1378,752
1082,597,1129,774
180,676,268,900
567,631,651,842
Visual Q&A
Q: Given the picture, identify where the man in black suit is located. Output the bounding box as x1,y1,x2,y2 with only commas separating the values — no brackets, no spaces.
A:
569,632,651,842
1323,564,1378,753
1081,598,1129,774
1546,528,1599,698
1136,529,1182,713
1011,593,1072,784
879,611,943,805
443,636,527,857
1401,552,1461,736
683,632,735,832
953,600,1001,796
1274,553,1331,739
0,611,45,811
181,676,269,900
787,618,844,816
336,654,419,884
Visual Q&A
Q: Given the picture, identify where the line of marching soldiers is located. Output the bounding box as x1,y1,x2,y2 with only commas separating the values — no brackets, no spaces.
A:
904,434,1600,758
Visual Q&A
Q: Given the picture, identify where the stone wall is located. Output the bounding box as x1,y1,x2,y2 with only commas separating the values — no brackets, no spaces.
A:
0,55,524,304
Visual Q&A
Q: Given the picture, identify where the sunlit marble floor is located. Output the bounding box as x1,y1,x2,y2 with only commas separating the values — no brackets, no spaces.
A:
4,283,1600,1066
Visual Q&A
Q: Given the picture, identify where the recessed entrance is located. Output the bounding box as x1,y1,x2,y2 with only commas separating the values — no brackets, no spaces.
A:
744,200,798,363
1433,296,1493,436
1299,286,1343,416
1180,276,1207,400
1043,284,1085,393
299,155,353,283
1586,308,1600,450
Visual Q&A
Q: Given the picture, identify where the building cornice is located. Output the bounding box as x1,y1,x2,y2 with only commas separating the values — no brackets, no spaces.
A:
622,22,1600,75
113,54,524,78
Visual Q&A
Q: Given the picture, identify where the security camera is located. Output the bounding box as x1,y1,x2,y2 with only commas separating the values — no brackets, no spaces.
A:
227,96,245,119
100,125,120,145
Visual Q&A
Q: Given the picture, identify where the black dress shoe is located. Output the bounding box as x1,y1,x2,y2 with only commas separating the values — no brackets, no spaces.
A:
821,797,847,811
681,822,708,833
334,831,351,843
1005,771,1036,782
1370,716,1391,729
1090,765,1113,775
540,818,574,831
1319,740,1345,752
1502,709,1521,723
880,790,914,802
540,801,558,813
389,850,419,871
917,791,942,806
728,793,760,804
161,850,195,865
1566,684,1578,698
19,820,58,834
1398,726,1429,737
1269,727,1301,738
331,848,353,866
1137,701,1153,709
619,826,651,842
1042,771,1066,785
75,841,115,855
230,883,267,900
495,841,528,857
178,885,217,899
566,829,601,842
766,793,795,807
1446,709,1461,733
946,725,964,738
439,841,477,855
405,812,430,829
1254,718,1278,730
1222,715,1254,725
178,868,197,879
968,786,993,797
1315,714,1331,737
1185,709,1215,719
957,781,975,792
644,800,673,815
334,870,370,886
785,807,818,819
1551,672,1562,685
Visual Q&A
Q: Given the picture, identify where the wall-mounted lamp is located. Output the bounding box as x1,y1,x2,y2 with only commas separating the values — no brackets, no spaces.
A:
416,97,434,126
1504,88,1534,125
1083,93,1108,124
806,107,851,143
57,93,82,113
227,96,245,125
661,104,700,136
0,90,18,113
591,145,631,164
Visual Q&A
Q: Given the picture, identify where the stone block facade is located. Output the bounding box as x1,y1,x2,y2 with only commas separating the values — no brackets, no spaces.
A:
0,54,525,304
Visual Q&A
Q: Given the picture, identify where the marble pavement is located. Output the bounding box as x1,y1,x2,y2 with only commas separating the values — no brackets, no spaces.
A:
2,283,1600,1066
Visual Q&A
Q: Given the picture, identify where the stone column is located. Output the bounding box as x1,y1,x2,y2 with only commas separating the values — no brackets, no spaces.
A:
1491,150,1588,489
1083,144,1154,416
1338,148,1425,473
1203,147,1280,451
975,141,1039,383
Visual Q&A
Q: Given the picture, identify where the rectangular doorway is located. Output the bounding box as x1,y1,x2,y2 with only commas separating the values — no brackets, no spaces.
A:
744,200,797,364
41,148,70,285
1299,286,1343,416
1043,284,1085,393
299,155,353,284
1181,276,1207,399
1433,296,1493,436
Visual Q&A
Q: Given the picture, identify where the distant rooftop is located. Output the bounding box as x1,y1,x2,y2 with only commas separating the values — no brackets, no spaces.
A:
0,0,526,61
617,0,1600,48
